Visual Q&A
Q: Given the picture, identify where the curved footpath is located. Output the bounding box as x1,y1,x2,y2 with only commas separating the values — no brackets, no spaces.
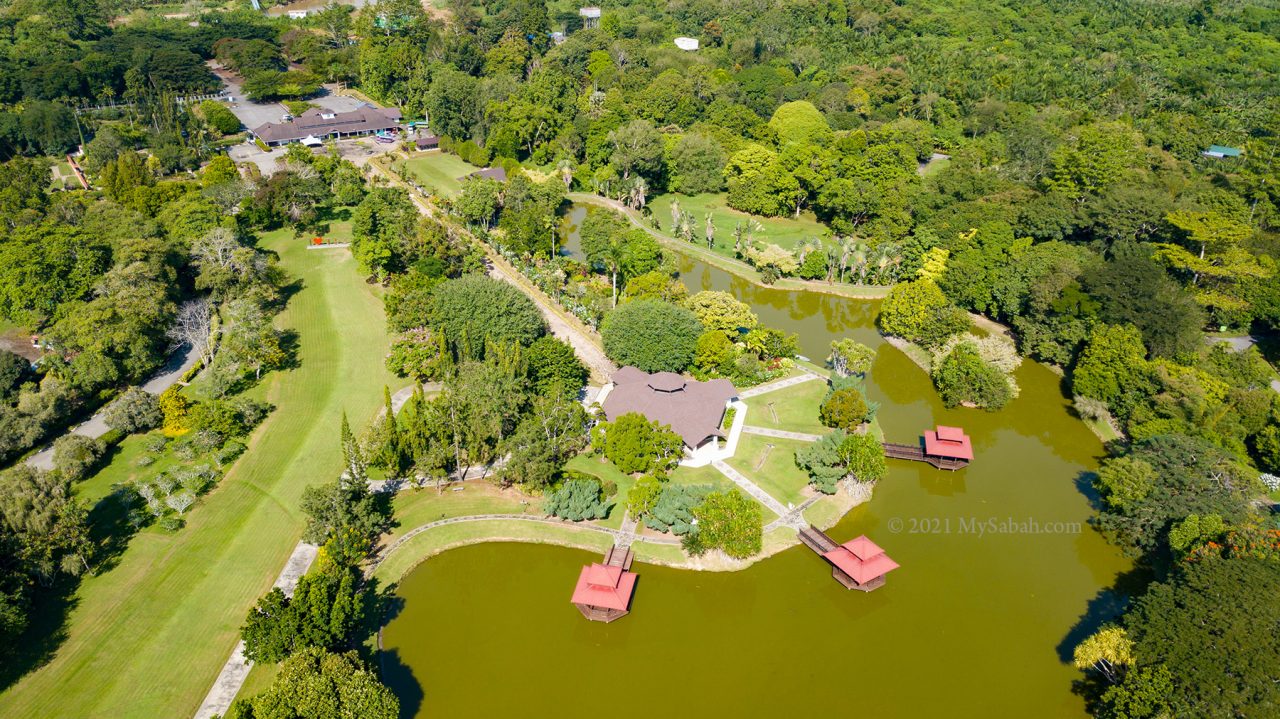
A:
368,160,617,384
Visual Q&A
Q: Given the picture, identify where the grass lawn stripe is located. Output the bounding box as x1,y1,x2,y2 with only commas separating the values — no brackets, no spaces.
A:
0,233,398,718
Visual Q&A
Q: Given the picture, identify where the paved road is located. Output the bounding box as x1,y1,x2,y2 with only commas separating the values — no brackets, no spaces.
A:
741,425,823,442
739,371,823,399
193,542,318,719
26,343,200,470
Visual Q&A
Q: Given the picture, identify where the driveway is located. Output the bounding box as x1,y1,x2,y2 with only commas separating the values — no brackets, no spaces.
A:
26,343,200,470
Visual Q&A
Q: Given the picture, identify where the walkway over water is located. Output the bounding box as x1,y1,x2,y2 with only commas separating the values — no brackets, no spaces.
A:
882,442,969,470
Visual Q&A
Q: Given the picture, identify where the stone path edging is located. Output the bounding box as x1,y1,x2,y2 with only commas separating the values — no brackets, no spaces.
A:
711,459,791,521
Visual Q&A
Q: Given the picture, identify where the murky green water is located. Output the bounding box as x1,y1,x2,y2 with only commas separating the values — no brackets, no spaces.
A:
380,205,1129,718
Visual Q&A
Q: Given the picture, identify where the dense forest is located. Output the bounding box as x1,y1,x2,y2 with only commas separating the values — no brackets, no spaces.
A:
0,0,1278,715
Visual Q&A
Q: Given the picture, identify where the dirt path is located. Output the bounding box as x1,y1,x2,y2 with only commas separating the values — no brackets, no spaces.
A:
367,161,617,384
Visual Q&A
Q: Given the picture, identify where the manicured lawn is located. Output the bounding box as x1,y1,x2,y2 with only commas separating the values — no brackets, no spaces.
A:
0,232,399,718
746,379,830,436
647,193,828,258
370,518,615,585
383,481,534,545
402,152,484,198
723,434,814,508
803,495,846,529
667,462,731,487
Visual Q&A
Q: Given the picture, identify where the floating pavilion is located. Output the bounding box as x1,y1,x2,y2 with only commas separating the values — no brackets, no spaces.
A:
882,424,973,470
798,527,900,591
570,546,637,622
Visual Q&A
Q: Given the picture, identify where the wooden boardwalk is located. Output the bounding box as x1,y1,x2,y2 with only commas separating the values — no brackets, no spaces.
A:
882,441,968,470
603,544,634,571
797,525,884,591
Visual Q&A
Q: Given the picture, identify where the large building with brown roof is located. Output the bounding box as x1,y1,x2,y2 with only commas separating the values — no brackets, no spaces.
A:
251,105,403,146
600,367,738,456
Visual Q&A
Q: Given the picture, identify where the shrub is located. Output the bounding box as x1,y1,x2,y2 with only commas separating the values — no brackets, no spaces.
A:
601,300,701,372
819,387,871,431
544,476,610,521
932,341,1013,410
103,387,163,434
642,482,714,535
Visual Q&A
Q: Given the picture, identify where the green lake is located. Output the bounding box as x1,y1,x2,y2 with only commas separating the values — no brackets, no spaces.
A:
379,205,1130,717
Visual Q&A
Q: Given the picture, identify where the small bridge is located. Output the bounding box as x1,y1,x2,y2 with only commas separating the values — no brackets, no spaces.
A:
603,544,634,572
881,441,969,470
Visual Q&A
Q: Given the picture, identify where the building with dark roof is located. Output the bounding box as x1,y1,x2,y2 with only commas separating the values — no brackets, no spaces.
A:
251,105,402,146
460,166,507,183
600,367,737,456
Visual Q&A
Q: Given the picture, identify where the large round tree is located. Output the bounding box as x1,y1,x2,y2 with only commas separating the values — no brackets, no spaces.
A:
430,275,546,360
601,300,701,372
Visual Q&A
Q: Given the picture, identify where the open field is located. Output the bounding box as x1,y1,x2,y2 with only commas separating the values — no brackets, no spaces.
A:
402,152,484,198
647,193,828,257
570,193,891,300
747,379,830,436
370,519,616,585
0,231,398,718
723,433,814,508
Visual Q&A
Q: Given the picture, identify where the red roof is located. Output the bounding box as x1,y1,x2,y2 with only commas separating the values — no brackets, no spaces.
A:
923,425,973,460
841,535,885,561
570,563,637,611
822,535,900,584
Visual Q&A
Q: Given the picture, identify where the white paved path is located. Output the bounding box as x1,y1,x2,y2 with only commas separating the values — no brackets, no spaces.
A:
193,542,318,719
739,371,822,398
741,425,823,442
712,460,791,520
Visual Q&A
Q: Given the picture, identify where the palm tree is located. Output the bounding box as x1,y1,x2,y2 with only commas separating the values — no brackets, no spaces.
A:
556,158,574,190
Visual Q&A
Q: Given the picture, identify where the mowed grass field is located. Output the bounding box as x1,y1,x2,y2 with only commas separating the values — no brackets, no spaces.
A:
647,193,828,258
746,379,830,436
402,152,484,198
0,232,399,718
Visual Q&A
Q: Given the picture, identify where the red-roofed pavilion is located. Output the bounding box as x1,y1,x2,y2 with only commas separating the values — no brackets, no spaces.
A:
885,425,972,470
821,535,900,591
571,547,638,622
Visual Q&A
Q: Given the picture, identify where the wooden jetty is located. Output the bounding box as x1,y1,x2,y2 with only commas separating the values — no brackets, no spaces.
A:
881,425,973,470
799,525,899,591
570,546,637,622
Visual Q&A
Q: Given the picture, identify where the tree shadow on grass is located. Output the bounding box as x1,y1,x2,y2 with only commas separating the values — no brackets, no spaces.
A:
0,575,79,692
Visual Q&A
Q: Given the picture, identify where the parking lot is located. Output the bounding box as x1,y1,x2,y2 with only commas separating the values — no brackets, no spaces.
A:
211,67,400,175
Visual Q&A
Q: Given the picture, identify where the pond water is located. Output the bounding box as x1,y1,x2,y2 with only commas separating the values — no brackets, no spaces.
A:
380,204,1130,718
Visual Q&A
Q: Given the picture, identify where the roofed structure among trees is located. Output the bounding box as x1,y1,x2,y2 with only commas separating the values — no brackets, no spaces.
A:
251,106,402,146
600,367,737,454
